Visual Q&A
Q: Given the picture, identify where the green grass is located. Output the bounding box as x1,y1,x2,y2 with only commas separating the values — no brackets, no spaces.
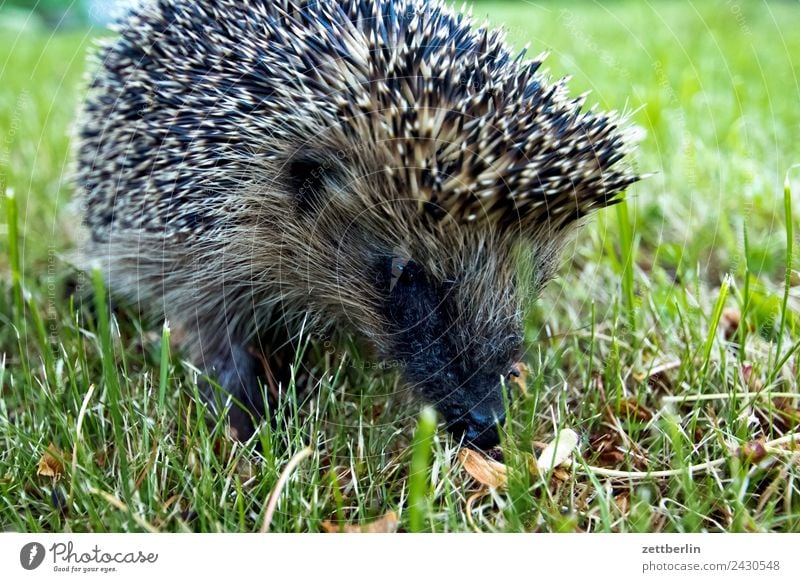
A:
1,0,800,532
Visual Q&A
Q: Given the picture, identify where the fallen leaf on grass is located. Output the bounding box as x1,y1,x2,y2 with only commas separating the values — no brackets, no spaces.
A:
458,448,507,489
507,362,531,395
738,439,768,464
590,433,625,466
37,443,68,479
719,307,741,341
600,450,627,467
551,467,572,481
613,491,631,516
321,511,398,533
535,429,579,474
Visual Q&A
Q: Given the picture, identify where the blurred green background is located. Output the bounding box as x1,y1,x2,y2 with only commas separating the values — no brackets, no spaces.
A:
0,0,145,30
1,0,799,532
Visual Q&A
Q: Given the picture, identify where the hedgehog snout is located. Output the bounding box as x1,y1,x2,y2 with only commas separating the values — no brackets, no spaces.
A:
380,253,518,449
444,390,507,450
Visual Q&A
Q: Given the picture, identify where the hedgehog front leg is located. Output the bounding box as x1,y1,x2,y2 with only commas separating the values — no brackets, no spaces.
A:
196,340,269,441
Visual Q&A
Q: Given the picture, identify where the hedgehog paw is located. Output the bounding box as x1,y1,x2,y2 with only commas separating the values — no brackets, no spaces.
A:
199,342,268,442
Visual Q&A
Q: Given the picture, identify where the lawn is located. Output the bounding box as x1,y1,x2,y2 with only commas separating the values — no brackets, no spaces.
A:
1,0,799,533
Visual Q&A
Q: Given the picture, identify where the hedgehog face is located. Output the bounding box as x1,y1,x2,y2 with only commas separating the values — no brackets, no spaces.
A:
277,137,525,440
378,249,523,449
276,148,537,447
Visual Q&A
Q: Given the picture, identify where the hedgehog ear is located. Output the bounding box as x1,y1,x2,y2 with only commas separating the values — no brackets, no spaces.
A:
286,155,336,213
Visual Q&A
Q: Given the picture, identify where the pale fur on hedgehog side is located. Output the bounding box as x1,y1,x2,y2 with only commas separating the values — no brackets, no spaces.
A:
74,0,639,448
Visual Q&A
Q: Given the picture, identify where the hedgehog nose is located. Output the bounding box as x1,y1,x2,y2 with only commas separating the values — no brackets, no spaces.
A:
463,409,504,449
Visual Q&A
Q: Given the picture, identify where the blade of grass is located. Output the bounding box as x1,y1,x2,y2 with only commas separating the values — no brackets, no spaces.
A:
616,199,637,334
770,173,795,383
158,320,171,411
701,275,731,382
738,220,751,364
408,407,436,532
5,188,31,382
260,445,313,532
4,188,24,328
91,268,133,519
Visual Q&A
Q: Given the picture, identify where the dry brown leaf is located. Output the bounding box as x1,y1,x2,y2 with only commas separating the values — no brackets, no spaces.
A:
458,448,507,489
719,307,741,341
536,428,579,473
600,450,627,466
508,362,530,395
589,432,626,467
37,443,67,479
614,491,631,516
320,511,398,533
552,467,571,481
739,439,768,464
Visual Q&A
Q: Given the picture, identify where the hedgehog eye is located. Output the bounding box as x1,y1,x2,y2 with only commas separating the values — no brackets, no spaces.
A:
389,256,418,292
287,155,334,213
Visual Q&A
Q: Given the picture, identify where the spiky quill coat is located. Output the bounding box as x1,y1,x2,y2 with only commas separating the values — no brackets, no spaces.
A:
75,0,638,446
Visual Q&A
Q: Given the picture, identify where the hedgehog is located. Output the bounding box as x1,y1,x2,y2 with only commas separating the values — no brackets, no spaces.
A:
74,0,639,449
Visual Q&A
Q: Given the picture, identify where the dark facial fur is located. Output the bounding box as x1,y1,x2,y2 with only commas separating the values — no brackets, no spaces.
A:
381,256,522,447
74,0,639,448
